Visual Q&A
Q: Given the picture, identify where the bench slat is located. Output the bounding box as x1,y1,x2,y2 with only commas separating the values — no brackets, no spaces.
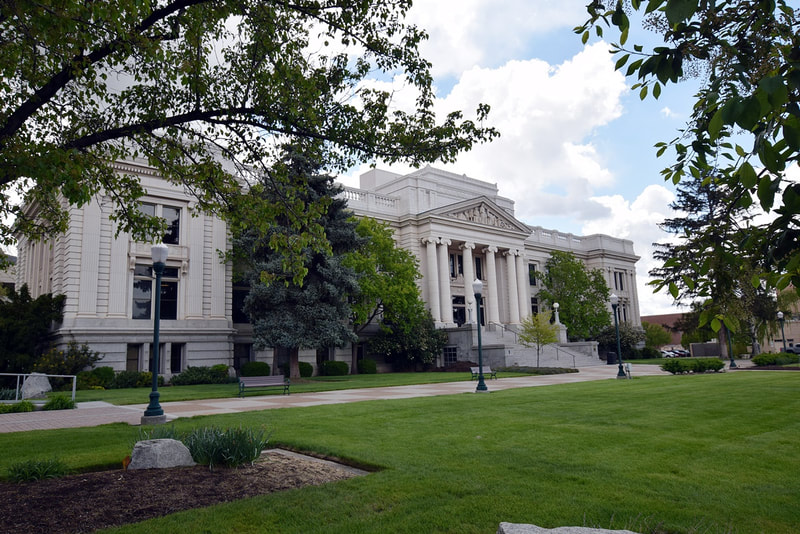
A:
238,376,290,396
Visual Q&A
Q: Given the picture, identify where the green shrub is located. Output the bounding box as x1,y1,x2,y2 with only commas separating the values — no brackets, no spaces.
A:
7,458,69,482
33,341,102,381
42,395,75,411
0,388,17,400
752,352,800,367
240,361,270,377
321,360,349,376
0,400,35,414
661,358,725,374
110,370,163,389
299,361,313,378
77,366,115,390
357,358,377,374
170,366,229,386
182,426,270,469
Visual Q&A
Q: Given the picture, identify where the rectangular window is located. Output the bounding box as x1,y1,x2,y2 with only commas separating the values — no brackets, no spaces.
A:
148,343,165,373
133,264,179,320
138,202,181,245
614,271,625,291
531,297,539,315
170,343,184,374
232,284,250,323
475,257,483,281
443,346,458,366
126,344,141,372
529,263,537,286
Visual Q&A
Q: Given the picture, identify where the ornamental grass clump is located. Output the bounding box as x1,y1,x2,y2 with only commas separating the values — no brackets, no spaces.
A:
182,426,270,469
7,458,68,482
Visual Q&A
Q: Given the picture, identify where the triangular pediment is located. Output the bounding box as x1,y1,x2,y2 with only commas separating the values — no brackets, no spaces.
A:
424,197,530,233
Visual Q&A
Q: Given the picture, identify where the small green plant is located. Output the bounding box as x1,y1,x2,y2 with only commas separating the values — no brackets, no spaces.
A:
182,426,270,469
0,388,18,400
752,352,800,367
171,366,230,386
77,366,115,390
240,361,271,377
42,395,76,411
661,358,725,374
321,360,349,376
357,358,377,374
7,458,69,482
110,370,163,389
0,400,35,414
299,361,313,378
33,341,102,388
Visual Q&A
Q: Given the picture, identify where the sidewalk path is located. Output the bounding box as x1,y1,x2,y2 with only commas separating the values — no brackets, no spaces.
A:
0,364,708,434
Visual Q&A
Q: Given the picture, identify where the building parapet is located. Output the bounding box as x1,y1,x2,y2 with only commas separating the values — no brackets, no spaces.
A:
340,186,399,216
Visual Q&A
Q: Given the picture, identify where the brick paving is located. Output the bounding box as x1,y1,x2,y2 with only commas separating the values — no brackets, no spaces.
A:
0,363,721,434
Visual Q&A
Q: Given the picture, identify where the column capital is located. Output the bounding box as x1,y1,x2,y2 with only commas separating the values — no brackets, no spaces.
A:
482,246,498,254
503,249,518,257
438,238,452,246
421,236,437,245
460,242,475,251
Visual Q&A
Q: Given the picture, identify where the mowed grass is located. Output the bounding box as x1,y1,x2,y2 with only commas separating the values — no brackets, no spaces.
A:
71,370,538,405
3,371,798,533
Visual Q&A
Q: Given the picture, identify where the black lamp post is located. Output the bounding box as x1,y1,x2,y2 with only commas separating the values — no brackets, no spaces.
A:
778,311,787,352
472,279,488,393
142,243,168,425
610,294,626,379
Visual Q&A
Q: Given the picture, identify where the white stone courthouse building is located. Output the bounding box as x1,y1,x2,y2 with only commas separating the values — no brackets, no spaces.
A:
15,161,640,377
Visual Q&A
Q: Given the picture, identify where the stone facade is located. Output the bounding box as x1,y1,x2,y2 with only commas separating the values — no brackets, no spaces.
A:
15,162,640,375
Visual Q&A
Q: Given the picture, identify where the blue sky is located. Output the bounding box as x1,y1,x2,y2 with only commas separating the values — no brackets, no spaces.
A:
337,0,706,315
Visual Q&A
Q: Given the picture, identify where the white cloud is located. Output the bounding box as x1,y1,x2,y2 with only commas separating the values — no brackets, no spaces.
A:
660,106,679,118
582,185,682,315
407,0,588,77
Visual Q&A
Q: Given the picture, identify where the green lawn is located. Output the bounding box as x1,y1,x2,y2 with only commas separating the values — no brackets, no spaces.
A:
71,371,539,405
5,371,799,533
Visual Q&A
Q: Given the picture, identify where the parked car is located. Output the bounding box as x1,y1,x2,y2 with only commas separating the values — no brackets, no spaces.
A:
785,346,800,354
673,349,691,357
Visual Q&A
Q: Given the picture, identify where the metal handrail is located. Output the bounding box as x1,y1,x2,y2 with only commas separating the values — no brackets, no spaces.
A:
0,372,77,402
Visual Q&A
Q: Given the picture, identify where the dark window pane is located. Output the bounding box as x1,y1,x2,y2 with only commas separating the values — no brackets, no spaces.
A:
163,206,180,244
132,279,152,319
162,267,179,279
133,299,151,320
159,281,178,320
232,287,250,323
138,203,155,217
134,265,152,277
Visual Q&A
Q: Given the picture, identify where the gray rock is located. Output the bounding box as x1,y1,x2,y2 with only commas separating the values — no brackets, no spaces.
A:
128,439,196,470
497,524,640,534
21,373,52,399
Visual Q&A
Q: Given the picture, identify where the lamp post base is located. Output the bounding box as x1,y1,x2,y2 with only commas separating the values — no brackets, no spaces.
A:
140,414,167,426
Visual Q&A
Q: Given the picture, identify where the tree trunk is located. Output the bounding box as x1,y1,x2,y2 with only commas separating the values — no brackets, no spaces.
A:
351,341,359,375
289,347,300,379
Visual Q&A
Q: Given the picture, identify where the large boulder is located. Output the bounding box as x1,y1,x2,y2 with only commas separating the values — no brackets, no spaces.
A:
21,373,52,399
498,525,640,534
128,439,196,470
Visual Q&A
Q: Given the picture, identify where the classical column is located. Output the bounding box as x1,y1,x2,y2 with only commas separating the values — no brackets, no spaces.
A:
629,269,641,325
505,250,520,324
483,246,500,324
461,243,476,323
515,253,529,321
422,237,440,322
437,238,454,325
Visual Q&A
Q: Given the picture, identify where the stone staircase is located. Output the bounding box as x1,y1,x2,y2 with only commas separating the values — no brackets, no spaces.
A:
476,324,605,368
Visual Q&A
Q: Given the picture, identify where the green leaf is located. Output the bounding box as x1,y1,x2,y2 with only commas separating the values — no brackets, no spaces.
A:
665,0,698,25
582,30,590,45
710,317,721,333
639,85,649,100
653,82,662,99
708,107,724,140
736,162,758,189
615,54,630,71
669,282,679,299
783,120,800,151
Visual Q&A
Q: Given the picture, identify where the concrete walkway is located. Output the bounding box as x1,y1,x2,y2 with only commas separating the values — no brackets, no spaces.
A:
0,364,700,434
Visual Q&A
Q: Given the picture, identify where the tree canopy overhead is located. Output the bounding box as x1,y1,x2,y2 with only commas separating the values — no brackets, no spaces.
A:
576,1,799,295
1,0,497,255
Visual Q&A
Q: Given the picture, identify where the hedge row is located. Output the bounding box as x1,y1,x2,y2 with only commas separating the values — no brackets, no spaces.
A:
752,352,800,367
660,358,725,374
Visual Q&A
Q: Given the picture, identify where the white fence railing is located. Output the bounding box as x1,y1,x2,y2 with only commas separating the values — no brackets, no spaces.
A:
0,372,77,402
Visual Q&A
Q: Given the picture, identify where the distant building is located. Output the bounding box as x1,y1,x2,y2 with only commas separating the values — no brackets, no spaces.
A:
15,161,641,376
640,313,684,348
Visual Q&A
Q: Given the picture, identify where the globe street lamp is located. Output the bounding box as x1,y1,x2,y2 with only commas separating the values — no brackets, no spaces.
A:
142,243,168,425
610,294,626,379
472,279,488,393
778,311,787,352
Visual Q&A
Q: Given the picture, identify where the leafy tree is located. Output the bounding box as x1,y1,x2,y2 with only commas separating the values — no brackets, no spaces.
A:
368,309,448,371
642,321,672,349
1,1,497,274
0,285,65,376
595,322,645,359
518,312,559,367
536,251,611,341
233,149,360,379
343,217,423,374
576,1,800,296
